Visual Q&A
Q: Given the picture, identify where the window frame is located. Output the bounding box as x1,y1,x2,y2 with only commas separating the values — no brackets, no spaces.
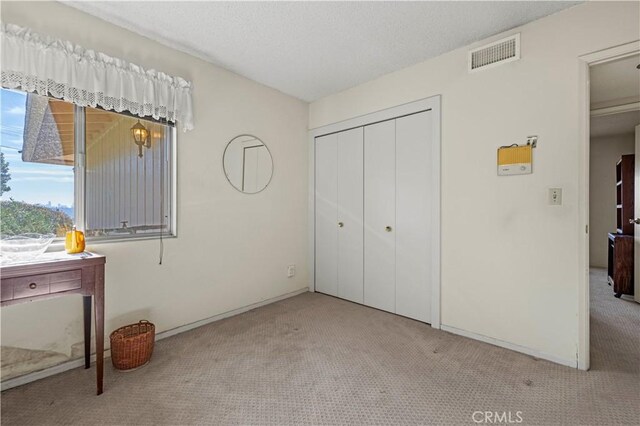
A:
73,105,178,244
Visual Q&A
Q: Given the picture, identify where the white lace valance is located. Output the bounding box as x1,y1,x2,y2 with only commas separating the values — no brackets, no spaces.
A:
1,22,194,131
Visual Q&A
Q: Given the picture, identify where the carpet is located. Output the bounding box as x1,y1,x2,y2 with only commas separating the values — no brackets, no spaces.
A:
1,269,638,425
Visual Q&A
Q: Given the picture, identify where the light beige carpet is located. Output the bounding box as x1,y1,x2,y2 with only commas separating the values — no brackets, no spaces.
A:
1,269,639,425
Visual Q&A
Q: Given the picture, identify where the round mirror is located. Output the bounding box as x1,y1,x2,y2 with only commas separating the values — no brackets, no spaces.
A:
223,135,273,194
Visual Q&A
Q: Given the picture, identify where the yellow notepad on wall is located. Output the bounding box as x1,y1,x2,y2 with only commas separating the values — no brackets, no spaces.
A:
497,145,532,176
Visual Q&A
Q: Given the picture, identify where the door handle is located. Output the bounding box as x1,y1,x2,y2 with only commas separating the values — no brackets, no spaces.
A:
629,218,640,225
338,222,344,228
385,226,393,232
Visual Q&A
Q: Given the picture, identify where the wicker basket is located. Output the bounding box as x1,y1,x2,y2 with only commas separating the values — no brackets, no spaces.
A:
110,320,155,371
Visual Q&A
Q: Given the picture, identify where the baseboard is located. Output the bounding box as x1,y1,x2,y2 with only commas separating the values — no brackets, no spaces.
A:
1,287,308,391
440,324,577,369
153,288,308,341
1,356,96,392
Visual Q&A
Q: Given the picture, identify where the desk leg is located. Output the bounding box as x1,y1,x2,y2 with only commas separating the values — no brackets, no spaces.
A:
95,267,105,396
83,296,91,369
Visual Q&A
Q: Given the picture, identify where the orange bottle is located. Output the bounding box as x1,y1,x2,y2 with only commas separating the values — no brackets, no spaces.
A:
65,226,85,254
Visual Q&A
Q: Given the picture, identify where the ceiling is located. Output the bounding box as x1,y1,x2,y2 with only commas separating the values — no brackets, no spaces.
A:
590,54,640,108
590,54,640,138
64,1,580,102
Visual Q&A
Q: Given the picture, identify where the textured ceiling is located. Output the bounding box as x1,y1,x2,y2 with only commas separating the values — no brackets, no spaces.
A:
591,54,640,107
590,54,640,138
64,1,581,102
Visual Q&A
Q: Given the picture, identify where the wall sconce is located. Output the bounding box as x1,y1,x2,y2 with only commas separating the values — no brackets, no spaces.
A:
131,119,151,158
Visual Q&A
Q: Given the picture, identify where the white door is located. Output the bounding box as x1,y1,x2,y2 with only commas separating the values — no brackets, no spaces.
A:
395,111,433,322
337,128,364,303
315,134,338,296
364,120,396,313
635,125,640,303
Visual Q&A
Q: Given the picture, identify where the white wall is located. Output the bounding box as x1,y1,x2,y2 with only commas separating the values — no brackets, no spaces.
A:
309,1,639,365
1,1,309,379
589,134,635,268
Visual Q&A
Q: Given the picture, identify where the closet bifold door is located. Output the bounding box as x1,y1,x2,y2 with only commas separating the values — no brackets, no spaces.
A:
364,120,396,313
395,111,433,323
315,133,338,296
337,128,364,303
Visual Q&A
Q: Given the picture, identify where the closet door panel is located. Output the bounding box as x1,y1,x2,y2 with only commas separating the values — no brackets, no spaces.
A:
364,120,396,313
315,134,338,296
396,111,433,322
337,128,364,303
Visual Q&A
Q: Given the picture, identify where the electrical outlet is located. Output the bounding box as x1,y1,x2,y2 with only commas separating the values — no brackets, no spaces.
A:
549,188,562,205
287,265,296,278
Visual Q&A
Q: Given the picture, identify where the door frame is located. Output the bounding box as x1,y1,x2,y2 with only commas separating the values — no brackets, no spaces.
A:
307,95,442,328
578,40,640,370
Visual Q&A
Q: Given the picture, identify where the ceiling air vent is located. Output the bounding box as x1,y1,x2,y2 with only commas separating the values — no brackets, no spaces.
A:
469,34,520,72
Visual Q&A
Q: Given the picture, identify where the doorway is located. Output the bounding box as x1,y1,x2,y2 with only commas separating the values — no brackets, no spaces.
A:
581,43,640,371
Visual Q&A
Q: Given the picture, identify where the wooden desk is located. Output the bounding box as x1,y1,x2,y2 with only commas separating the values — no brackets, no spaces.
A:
0,253,106,395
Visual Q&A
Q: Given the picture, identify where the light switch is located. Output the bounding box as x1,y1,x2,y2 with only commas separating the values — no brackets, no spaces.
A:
549,188,562,205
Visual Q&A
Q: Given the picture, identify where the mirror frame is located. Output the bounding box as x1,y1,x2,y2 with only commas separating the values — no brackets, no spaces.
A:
222,134,274,194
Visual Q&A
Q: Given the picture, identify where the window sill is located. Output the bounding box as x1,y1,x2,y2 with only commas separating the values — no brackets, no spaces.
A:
46,233,176,251
86,233,177,245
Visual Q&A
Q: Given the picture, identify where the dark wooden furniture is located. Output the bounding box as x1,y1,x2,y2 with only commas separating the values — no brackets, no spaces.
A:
615,155,635,235
0,253,106,395
607,155,635,298
608,234,634,298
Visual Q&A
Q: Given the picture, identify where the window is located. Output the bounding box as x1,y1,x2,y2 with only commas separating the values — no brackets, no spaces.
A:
83,106,174,239
0,88,175,241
